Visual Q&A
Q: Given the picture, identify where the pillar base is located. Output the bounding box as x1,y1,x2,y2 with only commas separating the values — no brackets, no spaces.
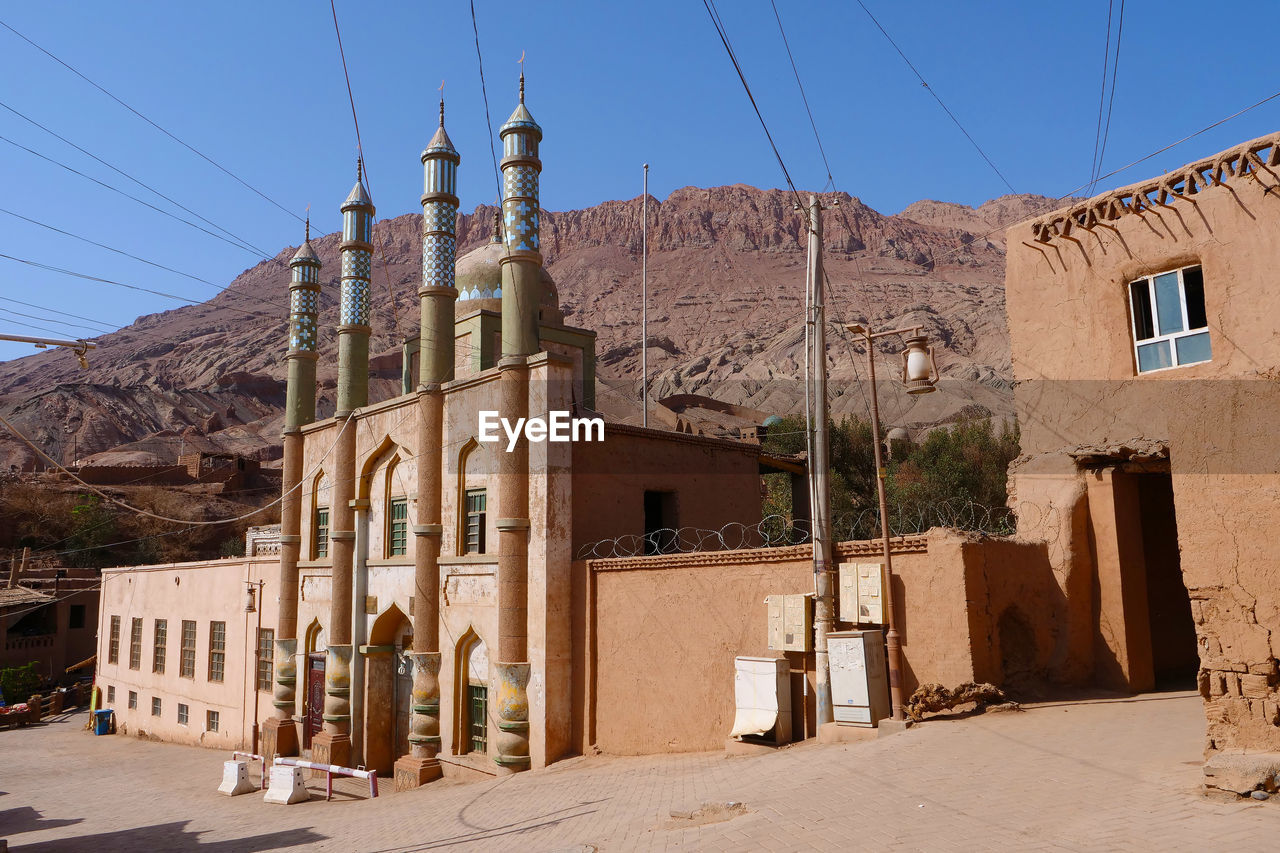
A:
393,755,442,791
310,732,350,777
260,716,299,761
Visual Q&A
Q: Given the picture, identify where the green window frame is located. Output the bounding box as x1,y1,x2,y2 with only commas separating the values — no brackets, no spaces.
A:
468,684,488,753
315,507,330,559
388,497,409,556
465,489,486,555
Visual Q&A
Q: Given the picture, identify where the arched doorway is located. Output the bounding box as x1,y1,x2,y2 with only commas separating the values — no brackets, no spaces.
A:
364,606,412,776
303,620,325,750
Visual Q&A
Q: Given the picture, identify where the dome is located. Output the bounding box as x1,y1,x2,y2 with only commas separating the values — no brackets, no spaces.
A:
886,427,910,441
762,415,784,427
454,236,561,324
290,239,320,266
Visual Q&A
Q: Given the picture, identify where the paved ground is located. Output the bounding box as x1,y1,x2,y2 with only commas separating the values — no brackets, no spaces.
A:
1,690,1276,851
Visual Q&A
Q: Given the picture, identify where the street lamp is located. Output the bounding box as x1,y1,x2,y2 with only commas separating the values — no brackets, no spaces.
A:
845,323,938,722
245,579,265,755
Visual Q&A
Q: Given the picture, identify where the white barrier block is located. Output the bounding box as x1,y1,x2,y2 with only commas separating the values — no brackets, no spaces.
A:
263,764,309,805
217,760,257,796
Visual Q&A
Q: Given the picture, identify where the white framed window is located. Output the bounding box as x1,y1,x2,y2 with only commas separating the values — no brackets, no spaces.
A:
1129,265,1211,373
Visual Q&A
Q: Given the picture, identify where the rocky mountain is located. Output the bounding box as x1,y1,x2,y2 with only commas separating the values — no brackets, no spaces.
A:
0,187,1066,469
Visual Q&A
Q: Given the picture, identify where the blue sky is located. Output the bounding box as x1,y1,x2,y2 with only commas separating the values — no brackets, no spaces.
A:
2,0,1277,364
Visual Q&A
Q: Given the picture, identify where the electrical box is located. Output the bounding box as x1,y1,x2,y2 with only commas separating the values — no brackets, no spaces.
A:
838,562,886,625
728,656,791,745
828,629,890,726
766,593,812,652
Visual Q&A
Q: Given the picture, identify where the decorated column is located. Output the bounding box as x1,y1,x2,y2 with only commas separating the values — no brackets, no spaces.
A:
396,98,457,790
314,164,374,770
494,73,542,772
263,227,321,760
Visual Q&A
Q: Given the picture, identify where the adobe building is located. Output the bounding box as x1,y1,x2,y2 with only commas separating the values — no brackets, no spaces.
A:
1004,131,1280,765
2,560,98,682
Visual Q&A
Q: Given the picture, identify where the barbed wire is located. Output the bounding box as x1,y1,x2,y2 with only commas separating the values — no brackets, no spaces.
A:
576,499,1024,560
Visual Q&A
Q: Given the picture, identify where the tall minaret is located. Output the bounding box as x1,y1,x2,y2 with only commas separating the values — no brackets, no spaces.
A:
498,71,543,358
337,162,375,414
316,163,374,771
263,225,321,761
493,72,540,775
419,96,460,385
397,97,458,791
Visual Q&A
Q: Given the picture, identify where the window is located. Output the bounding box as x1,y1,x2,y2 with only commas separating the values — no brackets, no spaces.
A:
257,628,274,693
1129,265,1211,373
208,621,226,682
314,507,330,559
108,615,120,664
178,703,189,725
151,697,161,717
388,497,409,556
464,489,487,554
153,619,167,674
180,620,196,678
206,709,219,732
107,685,115,703
70,604,85,629
129,618,143,670
468,684,488,753
128,690,137,710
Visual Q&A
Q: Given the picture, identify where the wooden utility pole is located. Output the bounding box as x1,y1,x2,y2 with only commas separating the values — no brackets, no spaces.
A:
806,194,834,727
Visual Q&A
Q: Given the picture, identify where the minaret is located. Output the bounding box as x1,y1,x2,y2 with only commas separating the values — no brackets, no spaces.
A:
337,162,375,414
316,163,374,771
396,97,457,791
498,71,543,358
419,96,460,385
263,225,321,761
493,72,540,775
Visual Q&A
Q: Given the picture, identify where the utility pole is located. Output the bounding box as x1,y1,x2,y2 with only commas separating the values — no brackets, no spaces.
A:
641,163,649,428
806,194,834,728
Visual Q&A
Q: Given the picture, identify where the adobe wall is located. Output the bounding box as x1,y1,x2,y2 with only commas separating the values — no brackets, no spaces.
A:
576,529,1049,755
74,465,192,487
96,557,281,749
1005,133,1280,754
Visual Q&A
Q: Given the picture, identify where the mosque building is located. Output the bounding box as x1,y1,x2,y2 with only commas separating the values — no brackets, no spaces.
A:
259,76,770,788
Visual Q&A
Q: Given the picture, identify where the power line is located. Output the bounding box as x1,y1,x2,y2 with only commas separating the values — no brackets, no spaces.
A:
0,207,294,314
470,0,505,206
769,0,833,191
0,17,305,225
702,0,809,219
0,133,270,261
0,307,110,336
0,252,269,320
852,0,1016,195
0,315,86,340
1086,0,1118,195
0,98,271,258
1093,0,1126,193
0,295,139,333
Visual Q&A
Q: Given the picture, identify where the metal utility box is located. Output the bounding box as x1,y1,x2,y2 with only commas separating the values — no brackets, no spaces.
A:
729,656,792,745
838,562,886,625
766,593,812,652
827,629,890,726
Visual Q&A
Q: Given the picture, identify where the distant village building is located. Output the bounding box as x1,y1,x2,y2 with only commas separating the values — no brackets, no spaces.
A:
1004,132,1280,768
1,559,98,683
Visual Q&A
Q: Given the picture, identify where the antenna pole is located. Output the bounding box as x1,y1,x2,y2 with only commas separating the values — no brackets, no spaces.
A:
642,163,649,428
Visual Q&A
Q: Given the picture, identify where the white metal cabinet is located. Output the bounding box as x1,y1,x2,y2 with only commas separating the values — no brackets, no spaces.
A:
827,629,890,726
729,655,791,744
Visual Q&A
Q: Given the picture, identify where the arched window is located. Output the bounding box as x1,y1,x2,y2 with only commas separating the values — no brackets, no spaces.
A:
454,628,489,755
456,440,487,555
385,457,409,558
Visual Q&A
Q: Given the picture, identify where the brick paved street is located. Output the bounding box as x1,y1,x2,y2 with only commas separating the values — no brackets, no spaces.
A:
2,690,1276,851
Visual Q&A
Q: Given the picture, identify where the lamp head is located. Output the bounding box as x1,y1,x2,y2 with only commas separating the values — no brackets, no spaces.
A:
901,334,938,395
